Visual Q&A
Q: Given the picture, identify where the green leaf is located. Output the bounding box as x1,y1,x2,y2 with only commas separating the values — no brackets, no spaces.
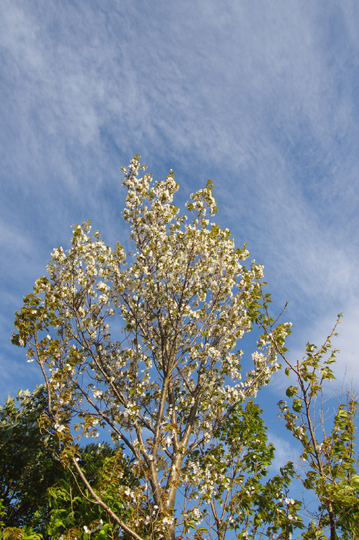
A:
292,399,302,413
286,386,298,398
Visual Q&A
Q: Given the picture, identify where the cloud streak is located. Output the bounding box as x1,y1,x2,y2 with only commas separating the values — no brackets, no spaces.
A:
1,0,359,402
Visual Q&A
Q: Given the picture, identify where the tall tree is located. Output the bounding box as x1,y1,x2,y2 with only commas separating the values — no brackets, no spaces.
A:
12,156,298,540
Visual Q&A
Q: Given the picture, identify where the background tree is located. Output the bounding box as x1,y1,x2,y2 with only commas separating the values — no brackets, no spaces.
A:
12,156,297,540
0,386,140,540
0,385,60,531
181,399,303,539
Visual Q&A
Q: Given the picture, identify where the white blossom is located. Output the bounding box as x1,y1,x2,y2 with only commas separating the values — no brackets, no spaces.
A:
13,158,294,540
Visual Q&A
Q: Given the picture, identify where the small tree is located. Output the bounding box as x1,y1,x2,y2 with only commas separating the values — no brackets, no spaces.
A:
277,317,359,540
12,157,296,540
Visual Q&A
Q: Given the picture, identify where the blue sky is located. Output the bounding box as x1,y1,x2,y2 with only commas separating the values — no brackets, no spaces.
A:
1,0,358,496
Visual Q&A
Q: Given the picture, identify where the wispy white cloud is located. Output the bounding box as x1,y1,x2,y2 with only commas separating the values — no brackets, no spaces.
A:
1,0,359,404
267,431,301,473
286,303,359,386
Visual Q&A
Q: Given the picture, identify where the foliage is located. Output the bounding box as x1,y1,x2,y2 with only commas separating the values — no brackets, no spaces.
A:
181,399,304,539
0,385,61,529
0,386,140,540
277,317,359,540
41,442,143,540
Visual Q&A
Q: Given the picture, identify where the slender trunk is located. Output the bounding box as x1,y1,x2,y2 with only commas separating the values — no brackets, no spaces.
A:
328,502,336,540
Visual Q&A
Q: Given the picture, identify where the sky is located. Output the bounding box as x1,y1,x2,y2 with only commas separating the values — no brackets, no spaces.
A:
1,0,359,513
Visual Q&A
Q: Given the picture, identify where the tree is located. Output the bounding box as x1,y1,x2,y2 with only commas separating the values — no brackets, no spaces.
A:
40,441,142,540
0,386,140,540
0,385,60,531
12,156,299,540
277,317,359,540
